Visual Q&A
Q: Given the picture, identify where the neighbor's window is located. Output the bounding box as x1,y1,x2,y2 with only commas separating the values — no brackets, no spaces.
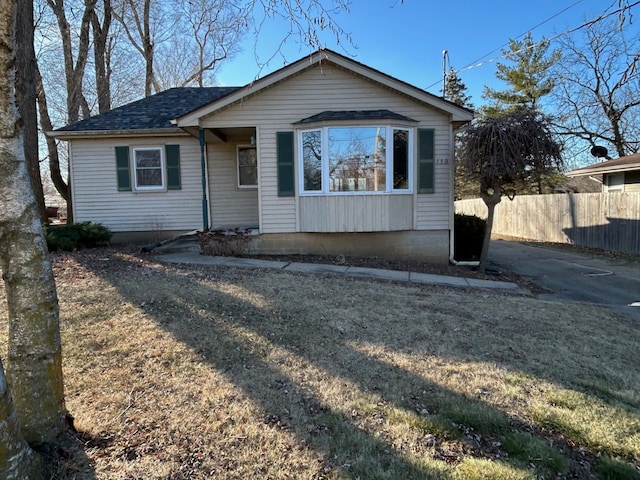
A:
238,146,258,188
299,126,412,194
133,147,164,190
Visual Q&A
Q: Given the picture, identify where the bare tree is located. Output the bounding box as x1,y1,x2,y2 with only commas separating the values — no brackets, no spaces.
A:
245,0,352,73
0,0,66,475
90,0,114,112
112,0,168,96
115,0,352,94
459,110,562,272
46,0,95,123
36,0,98,220
552,17,640,159
171,0,248,87
16,0,47,223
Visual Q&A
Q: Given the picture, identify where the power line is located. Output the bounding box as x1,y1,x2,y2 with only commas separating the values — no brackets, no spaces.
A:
426,0,640,91
461,0,584,73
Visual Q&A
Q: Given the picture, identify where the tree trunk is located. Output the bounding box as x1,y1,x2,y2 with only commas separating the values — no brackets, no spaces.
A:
0,359,44,480
0,0,62,475
479,186,502,273
143,0,154,96
15,0,46,224
0,0,66,446
91,0,112,113
2,216,67,444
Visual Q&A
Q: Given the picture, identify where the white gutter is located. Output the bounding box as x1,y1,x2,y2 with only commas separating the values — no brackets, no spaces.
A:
47,128,188,140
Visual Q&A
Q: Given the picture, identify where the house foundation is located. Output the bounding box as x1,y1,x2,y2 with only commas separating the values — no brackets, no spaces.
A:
248,230,450,264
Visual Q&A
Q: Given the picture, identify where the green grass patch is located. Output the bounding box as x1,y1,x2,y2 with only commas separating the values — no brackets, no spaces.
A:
594,455,640,480
453,458,534,480
502,432,566,475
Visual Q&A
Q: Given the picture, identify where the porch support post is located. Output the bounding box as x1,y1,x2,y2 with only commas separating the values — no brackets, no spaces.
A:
199,129,209,230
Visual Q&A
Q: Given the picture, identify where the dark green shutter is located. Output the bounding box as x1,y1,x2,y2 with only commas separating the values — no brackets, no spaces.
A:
165,144,181,190
417,128,435,194
277,131,295,197
115,146,131,191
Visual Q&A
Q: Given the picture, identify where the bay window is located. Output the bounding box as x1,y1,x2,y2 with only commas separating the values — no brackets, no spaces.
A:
299,126,412,194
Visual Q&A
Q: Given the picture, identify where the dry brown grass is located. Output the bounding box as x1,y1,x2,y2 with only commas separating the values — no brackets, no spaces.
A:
1,247,639,479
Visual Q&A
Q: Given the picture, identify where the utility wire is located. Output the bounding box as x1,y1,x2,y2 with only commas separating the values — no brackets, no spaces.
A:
428,0,640,91
461,0,584,73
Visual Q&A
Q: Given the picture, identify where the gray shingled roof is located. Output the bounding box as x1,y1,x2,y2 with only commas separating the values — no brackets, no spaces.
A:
293,110,418,125
55,87,240,132
567,153,640,176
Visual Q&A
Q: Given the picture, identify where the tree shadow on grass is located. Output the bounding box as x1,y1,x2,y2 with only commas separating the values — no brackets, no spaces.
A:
71,252,640,478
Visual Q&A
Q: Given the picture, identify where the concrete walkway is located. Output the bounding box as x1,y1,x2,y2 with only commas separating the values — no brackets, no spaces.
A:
155,251,523,292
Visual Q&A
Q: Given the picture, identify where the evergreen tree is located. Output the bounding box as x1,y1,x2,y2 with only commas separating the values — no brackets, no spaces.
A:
444,67,473,109
482,32,560,117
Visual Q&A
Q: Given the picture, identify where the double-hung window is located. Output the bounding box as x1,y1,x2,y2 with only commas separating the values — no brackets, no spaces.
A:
133,147,164,190
299,126,412,194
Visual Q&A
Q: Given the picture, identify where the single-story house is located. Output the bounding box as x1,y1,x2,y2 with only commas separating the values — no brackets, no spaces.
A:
567,153,640,192
50,49,474,263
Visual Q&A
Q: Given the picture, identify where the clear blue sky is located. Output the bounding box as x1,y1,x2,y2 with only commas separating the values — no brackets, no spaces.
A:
217,0,637,109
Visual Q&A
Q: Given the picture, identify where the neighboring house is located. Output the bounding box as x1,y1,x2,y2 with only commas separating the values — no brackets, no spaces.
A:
50,49,474,262
567,153,640,192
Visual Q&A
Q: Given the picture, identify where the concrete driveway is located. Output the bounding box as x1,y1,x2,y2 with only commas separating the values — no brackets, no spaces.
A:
489,239,640,321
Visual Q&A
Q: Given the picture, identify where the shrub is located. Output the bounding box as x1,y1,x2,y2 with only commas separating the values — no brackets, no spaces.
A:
44,222,112,251
454,213,486,261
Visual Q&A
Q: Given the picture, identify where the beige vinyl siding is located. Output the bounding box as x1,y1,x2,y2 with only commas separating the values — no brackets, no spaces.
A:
70,137,203,233
415,126,452,230
200,63,453,234
299,195,413,232
208,143,259,228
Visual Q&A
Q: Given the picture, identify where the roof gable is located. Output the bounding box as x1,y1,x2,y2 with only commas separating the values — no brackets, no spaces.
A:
176,49,474,127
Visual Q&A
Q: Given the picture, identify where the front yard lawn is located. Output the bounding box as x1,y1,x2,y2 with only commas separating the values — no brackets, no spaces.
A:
1,248,638,479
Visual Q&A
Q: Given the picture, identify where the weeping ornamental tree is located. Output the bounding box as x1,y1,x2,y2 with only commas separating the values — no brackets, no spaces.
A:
459,109,562,272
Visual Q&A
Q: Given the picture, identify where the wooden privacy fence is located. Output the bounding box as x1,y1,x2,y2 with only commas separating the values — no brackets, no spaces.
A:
455,192,640,255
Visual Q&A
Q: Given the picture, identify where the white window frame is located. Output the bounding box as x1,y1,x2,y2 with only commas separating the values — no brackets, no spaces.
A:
298,125,414,195
237,145,258,189
133,146,165,191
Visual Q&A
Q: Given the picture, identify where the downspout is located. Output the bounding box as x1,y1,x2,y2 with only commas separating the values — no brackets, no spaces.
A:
199,129,209,230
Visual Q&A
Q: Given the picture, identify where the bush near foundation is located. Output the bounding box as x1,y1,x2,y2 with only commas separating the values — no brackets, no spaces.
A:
44,222,112,251
454,214,486,261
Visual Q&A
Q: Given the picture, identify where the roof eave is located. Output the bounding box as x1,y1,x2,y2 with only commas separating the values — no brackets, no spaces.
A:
567,163,640,177
48,127,189,140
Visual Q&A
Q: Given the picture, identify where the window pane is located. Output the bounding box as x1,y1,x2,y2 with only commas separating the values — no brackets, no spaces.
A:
393,129,409,190
238,147,258,186
328,127,385,192
302,130,322,191
136,149,161,168
135,149,163,187
238,147,257,167
137,168,162,186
